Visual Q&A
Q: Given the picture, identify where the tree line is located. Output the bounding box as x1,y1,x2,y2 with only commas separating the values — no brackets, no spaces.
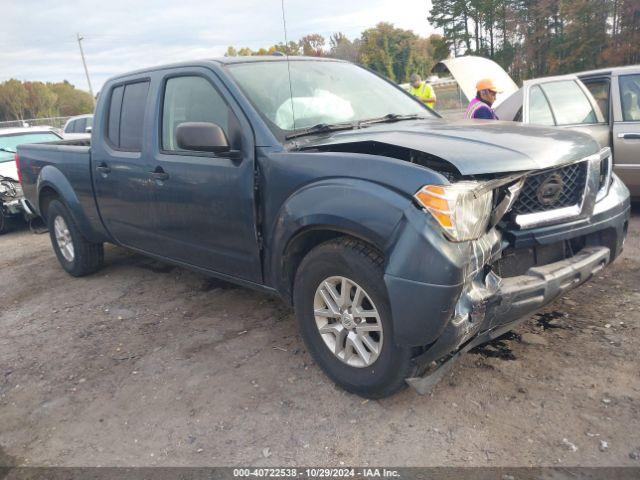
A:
429,0,640,82
3,2,638,122
0,80,94,122
224,24,450,84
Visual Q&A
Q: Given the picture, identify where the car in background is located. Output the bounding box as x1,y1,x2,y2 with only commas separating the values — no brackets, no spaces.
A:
62,114,93,140
0,127,63,233
578,66,640,197
494,74,609,149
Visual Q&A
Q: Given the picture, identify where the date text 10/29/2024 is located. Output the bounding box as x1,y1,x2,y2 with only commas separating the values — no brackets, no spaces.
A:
233,469,401,478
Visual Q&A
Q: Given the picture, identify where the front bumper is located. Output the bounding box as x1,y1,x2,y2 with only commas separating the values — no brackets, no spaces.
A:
385,174,630,354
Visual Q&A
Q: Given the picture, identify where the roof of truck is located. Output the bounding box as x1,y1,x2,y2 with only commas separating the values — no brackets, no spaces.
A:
107,56,347,81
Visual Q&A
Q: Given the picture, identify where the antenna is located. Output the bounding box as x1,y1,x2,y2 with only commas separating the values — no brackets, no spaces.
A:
280,0,296,133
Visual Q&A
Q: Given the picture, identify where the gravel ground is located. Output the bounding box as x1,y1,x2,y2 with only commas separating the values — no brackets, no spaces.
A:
1,206,639,467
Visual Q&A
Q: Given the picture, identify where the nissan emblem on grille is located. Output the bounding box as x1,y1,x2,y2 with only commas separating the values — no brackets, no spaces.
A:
512,162,588,214
536,173,564,206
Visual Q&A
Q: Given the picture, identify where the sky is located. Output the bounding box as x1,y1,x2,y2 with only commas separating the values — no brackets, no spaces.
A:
0,0,435,93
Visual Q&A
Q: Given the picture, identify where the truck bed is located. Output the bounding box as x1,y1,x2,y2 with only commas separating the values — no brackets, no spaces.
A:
17,137,108,243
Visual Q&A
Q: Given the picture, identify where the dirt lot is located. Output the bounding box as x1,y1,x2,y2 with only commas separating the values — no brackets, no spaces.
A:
1,207,639,467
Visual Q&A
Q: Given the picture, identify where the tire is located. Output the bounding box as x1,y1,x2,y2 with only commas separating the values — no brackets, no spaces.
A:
47,199,104,276
293,237,417,398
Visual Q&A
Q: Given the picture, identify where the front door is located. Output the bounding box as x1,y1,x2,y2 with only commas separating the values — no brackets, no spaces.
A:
147,70,262,283
613,73,640,196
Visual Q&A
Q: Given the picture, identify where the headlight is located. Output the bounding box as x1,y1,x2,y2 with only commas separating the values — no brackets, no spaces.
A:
414,182,493,242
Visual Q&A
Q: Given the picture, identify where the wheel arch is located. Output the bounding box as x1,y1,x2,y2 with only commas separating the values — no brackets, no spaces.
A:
266,179,411,304
36,166,107,243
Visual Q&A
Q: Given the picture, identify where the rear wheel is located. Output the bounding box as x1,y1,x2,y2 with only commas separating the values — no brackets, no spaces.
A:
47,200,104,276
293,237,417,398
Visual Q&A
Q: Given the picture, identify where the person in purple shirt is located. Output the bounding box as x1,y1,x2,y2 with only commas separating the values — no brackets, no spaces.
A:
465,78,501,120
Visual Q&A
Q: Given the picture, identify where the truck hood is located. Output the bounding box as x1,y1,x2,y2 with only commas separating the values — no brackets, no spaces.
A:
0,160,18,181
298,119,601,176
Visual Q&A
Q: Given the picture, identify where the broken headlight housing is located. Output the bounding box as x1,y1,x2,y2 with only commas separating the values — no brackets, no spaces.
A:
414,182,493,242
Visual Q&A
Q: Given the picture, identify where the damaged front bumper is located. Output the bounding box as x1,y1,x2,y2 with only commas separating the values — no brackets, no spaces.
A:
0,178,35,219
384,173,630,392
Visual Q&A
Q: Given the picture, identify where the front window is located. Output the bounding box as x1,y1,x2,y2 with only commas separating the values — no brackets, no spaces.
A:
162,76,232,151
0,132,60,162
539,80,598,126
226,60,432,135
529,85,555,125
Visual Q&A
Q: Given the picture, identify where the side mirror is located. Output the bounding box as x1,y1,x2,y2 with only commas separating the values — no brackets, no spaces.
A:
176,122,231,154
85,126,92,133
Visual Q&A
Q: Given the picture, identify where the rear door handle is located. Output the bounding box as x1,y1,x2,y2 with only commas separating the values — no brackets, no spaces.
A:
617,133,640,140
150,167,169,181
96,162,111,174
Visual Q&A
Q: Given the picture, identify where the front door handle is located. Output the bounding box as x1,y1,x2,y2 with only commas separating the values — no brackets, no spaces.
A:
96,162,111,174
150,167,169,181
617,133,640,140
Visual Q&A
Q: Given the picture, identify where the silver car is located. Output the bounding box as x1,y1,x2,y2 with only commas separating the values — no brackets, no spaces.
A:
578,66,640,197
496,70,640,197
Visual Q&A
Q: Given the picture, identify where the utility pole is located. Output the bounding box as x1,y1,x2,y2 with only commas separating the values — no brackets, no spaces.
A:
76,33,96,107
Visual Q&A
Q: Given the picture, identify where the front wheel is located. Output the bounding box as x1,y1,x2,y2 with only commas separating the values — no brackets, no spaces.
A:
293,238,417,398
47,200,104,276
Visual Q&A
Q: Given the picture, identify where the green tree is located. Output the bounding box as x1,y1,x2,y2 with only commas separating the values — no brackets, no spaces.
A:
237,47,253,56
0,79,28,120
299,34,326,56
225,46,238,57
25,82,58,118
328,32,361,62
47,81,93,117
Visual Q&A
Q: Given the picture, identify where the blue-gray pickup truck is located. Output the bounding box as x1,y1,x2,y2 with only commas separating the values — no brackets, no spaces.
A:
16,57,630,398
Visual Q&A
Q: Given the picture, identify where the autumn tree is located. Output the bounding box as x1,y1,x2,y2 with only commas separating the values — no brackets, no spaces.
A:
299,34,326,56
328,32,361,62
0,79,28,121
0,80,93,121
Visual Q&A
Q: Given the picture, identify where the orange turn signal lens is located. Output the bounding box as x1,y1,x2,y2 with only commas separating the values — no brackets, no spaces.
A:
414,185,453,230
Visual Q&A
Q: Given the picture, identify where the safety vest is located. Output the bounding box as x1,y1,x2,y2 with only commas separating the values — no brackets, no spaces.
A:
465,97,498,119
409,82,435,108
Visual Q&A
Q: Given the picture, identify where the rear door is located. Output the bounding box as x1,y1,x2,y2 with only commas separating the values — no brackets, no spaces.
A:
612,73,640,196
92,79,158,250
146,68,262,282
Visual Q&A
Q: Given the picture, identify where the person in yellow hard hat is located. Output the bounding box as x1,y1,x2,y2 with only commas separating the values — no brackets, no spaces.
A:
408,74,436,109
465,78,502,119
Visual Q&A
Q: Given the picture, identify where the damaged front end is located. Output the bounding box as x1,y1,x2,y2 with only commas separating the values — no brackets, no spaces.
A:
407,147,628,394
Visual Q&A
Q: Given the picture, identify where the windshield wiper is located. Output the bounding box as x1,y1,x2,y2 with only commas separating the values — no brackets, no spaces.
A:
357,113,425,127
0,147,16,154
285,122,356,140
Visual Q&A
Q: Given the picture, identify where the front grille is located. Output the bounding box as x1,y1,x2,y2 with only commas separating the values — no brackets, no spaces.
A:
512,161,587,215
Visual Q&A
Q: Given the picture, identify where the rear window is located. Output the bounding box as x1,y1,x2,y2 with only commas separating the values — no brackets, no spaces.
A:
106,81,149,150
540,80,598,126
74,118,87,133
619,74,640,122
582,78,610,123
